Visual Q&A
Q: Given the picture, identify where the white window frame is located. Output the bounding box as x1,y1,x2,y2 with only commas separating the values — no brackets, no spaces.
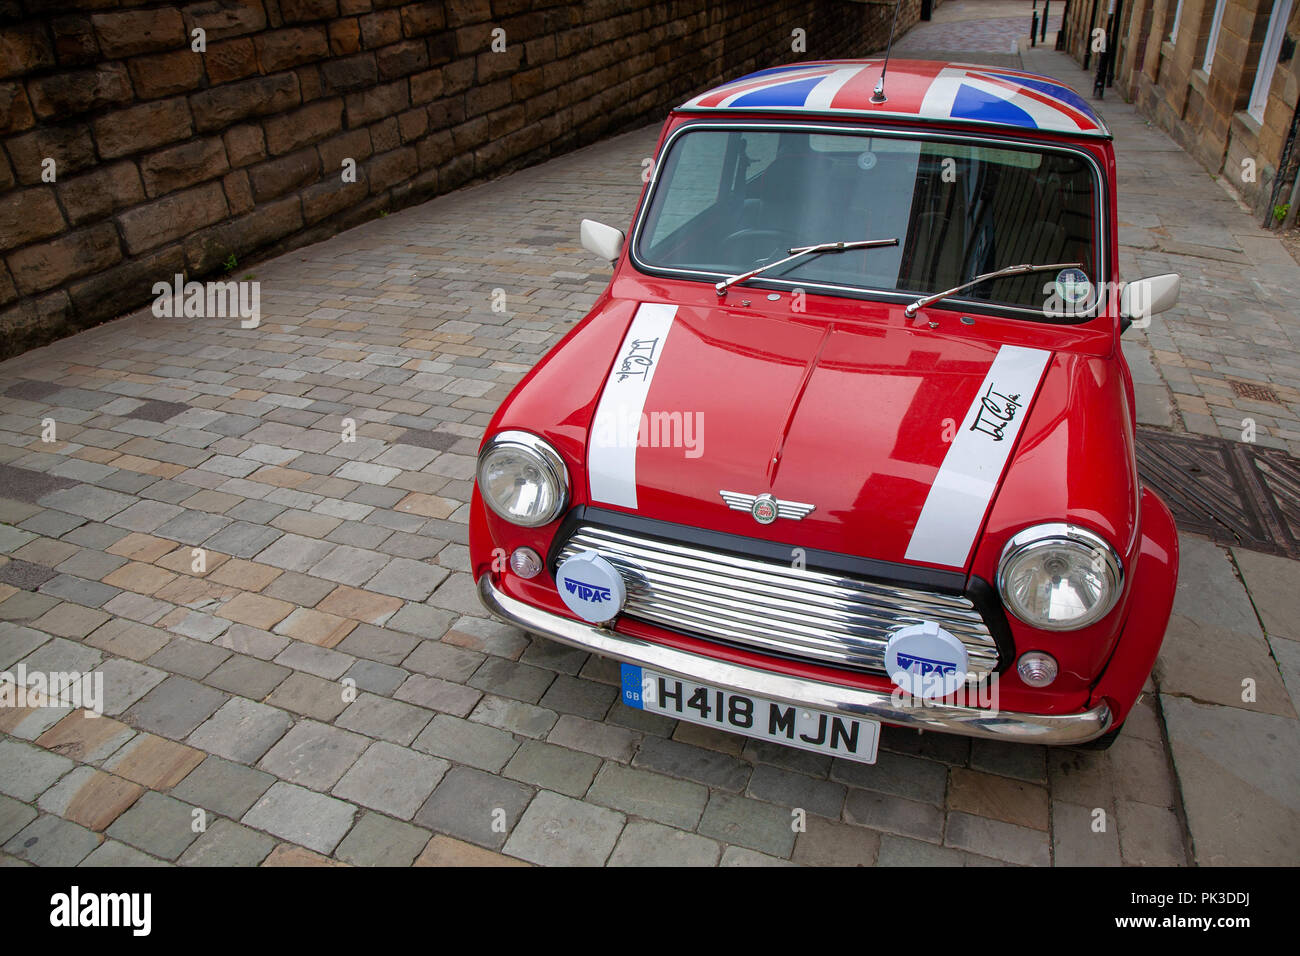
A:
1168,0,1185,42
1203,0,1227,73
1249,0,1296,122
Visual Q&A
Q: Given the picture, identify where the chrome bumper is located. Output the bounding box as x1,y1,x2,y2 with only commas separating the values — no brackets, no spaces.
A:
477,576,1113,746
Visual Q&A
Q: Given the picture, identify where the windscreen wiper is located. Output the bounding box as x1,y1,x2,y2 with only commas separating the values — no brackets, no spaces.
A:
903,262,1083,317
715,238,899,296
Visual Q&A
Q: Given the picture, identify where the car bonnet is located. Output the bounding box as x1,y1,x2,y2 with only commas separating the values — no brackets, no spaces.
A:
583,300,1055,571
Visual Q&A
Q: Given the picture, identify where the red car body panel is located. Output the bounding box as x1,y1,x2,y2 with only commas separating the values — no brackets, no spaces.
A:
469,60,1178,744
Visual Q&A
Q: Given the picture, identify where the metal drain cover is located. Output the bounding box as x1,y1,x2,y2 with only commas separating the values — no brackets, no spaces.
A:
1249,448,1300,555
1136,428,1300,558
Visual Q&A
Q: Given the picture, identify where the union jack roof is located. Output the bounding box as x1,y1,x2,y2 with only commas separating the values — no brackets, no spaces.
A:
678,59,1109,138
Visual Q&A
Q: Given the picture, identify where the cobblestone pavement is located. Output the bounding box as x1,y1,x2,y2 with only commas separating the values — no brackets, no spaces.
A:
0,12,1296,868
895,0,1061,56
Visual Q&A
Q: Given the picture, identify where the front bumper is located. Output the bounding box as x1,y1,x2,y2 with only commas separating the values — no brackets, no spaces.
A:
477,574,1113,745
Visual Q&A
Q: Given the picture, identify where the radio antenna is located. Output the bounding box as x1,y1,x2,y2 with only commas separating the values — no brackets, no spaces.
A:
872,0,903,103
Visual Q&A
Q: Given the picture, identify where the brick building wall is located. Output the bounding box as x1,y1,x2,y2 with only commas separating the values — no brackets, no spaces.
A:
0,0,921,358
1062,0,1300,216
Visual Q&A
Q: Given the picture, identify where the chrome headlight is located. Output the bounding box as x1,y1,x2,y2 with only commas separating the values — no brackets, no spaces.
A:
476,431,569,527
997,523,1123,631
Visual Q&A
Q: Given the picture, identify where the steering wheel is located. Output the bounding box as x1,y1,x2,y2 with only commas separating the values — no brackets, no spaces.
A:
722,228,802,263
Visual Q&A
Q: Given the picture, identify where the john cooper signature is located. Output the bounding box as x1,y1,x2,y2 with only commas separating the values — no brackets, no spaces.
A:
616,337,660,383
970,383,1022,441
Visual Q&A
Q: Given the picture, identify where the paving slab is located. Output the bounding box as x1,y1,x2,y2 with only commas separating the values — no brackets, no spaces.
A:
5,814,101,866
587,762,708,830
123,676,228,739
188,697,294,764
103,734,205,790
502,790,624,866
105,791,202,861
776,810,879,868
877,833,969,866
414,765,533,851
332,741,448,820
0,794,37,844
31,712,133,775
414,833,529,867
257,720,370,790
608,820,721,867
80,840,170,866
697,791,798,859
0,738,74,802
97,658,168,716
944,811,1051,866
241,782,357,856
503,740,601,798
265,673,350,722
830,750,948,805
1233,547,1300,643
631,735,752,792
746,763,847,821
1173,537,1266,637
1160,696,1300,865
1269,635,1300,721
170,756,276,820
411,713,519,772
718,846,797,867
1156,614,1295,717
334,811,430,867
0,623,50,670
1050,800,1123,866
469,695,558,739
36,766,143,832
178,818,276,867
1116,799,1188,866
844,786,945,844
546,714,641,763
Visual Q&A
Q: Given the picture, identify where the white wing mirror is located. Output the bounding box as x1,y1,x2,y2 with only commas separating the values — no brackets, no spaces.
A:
1120,273,1180,325
580,219,624,263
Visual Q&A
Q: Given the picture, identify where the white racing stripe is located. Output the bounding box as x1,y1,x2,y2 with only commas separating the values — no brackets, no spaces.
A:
588,303,677,509
687,66,841,109
918,71,963,122
803,66,866,110
905,345,1052,567
960,75,1087,133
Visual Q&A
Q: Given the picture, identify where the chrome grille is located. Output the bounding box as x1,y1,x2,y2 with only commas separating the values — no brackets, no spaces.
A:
556,525,1000,679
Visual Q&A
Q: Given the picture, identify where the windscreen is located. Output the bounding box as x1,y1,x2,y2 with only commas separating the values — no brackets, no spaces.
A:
635,127,1099,313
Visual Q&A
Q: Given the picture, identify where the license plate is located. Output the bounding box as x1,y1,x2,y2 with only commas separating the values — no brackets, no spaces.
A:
620,664,879,764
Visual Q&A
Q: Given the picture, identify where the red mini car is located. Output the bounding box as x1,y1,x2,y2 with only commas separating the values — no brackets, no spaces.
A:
470,59,1182,763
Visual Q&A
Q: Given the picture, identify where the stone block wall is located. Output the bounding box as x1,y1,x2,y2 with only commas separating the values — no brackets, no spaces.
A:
1062,0,1300,216
0,0,917,357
